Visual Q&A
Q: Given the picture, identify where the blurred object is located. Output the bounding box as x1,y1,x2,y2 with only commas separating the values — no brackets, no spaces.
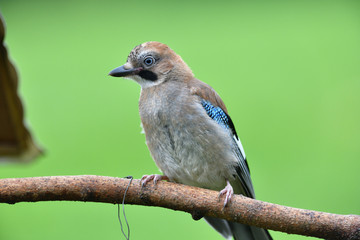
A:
0,14,42,163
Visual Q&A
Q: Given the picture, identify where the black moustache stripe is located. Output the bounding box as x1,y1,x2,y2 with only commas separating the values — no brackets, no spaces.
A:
138,70,158,81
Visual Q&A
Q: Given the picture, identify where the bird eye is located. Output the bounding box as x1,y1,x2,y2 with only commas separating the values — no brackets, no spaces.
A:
143,56,155,66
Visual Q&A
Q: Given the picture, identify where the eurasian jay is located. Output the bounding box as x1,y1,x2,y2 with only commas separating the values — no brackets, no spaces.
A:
109,41,272,240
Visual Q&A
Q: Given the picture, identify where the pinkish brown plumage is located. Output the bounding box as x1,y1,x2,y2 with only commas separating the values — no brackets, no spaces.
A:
109,42,272,240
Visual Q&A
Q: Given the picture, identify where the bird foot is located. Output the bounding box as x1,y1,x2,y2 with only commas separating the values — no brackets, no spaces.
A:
218,180,234,208
141,174,169,187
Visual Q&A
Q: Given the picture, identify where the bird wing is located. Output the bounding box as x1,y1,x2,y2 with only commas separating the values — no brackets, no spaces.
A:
188,79,255,198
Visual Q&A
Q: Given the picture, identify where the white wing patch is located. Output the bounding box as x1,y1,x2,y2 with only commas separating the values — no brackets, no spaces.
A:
140,122,145,134
234,135,246,160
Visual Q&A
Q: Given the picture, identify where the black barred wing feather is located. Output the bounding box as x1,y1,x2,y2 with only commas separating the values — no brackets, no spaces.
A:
201,99,255,198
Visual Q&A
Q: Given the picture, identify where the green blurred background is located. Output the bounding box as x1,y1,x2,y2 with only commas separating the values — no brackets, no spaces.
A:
0,0,359,239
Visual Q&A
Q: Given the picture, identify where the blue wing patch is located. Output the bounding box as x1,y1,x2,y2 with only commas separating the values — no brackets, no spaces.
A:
201,99,231,130
200,99,239,141
201,99,254,197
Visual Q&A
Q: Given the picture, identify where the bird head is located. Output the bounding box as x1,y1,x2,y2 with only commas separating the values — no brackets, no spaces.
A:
109,42,194,88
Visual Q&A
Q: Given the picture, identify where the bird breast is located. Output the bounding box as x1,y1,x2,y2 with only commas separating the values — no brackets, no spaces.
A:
139,82,239,191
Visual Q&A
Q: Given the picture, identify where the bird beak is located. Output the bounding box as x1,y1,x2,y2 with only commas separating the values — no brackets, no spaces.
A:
108,63,142,77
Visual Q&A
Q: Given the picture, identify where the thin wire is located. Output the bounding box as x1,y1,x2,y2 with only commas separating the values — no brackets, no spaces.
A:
118,176,133,240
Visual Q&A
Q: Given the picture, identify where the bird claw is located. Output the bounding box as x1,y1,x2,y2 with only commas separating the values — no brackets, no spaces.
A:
218,180,234,209
141,174,169,187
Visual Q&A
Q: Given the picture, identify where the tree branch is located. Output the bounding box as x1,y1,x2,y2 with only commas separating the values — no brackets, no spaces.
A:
0,175,358,239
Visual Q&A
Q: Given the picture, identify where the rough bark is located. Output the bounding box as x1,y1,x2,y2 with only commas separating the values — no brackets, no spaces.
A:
0,175,359,240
